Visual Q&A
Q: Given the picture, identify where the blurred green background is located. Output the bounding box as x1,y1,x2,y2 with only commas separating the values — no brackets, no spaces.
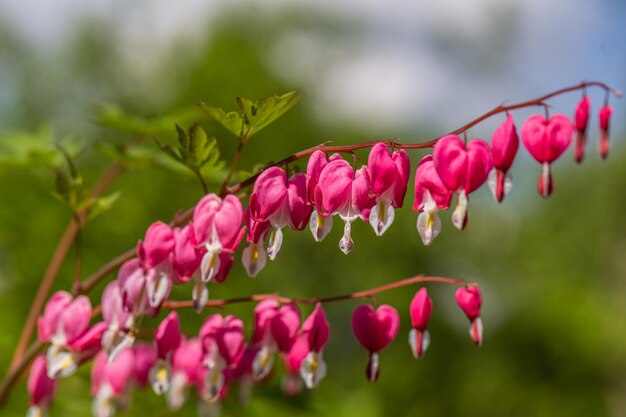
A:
0,1,625,416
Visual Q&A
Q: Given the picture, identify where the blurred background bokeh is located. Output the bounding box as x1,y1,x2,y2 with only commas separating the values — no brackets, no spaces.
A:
1,0,625,416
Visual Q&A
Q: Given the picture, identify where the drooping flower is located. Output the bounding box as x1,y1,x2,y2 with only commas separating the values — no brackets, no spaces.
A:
366,143,411,236
598,104,613,160
351,304,399,382
299,303,330,389
250,300,301,380
241,205,271,278
488,114,519,202
91,349,135,417
169,225,203,285
408,288,433,359
306,151,341,242
149,312,182,395
312,158,374,254
433,135,493,229
132,343,156,388
248,168,313,262
521,114,574,198
167,338,204,410
281,333,309,396
27,355,56,417
38,291,104,379
413,155,451,245
455,285,483,346
199,314,245,402
574,96,591,163
193,194,244,310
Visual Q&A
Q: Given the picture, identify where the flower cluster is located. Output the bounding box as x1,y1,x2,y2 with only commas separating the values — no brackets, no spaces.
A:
23,84,619,417
29,286,482,416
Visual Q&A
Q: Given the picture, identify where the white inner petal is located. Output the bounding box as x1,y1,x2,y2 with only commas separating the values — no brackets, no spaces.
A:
252,346,275,381
309,211,333,242
200,251,221,283
266,227,284,261
338,221,354,255
192,279,209,314
368,198,395,237
149,359,172,396
242,242,267,278
299,351,327,389
451,192,468,230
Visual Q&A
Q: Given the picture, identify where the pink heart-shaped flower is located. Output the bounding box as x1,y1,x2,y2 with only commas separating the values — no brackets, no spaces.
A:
352,304,399,353
521,114,573,163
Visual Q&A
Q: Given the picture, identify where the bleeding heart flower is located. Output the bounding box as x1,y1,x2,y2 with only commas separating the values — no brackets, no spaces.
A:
149,312,182,396
366,143,411,236
574,96,591,163
413,155,451,245
521,114,574,198
27,355,56,417
433,135,493,230
170,225,203,285
456,285,483,346
352,304,400,382
299,303,330,389
199,314,245,402
408,288,433,359
241,205,270,278
281,333,309,396
312,158,373,254
132,343,156,388
251,300,301,381
488,114,519,202
38,291,98,379
167,338,204,410
91,349,135,417
599,104,612,160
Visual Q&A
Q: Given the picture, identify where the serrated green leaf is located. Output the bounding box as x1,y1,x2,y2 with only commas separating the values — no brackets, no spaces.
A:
236,91,302,139
197,103,243,138
188,124,216,167
153,137,183,163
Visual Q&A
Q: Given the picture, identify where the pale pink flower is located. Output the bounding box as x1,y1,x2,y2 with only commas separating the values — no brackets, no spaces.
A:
299,303,330,389
413,155,451,245
91,349,135,417
27,355,56,417
149,312,182,396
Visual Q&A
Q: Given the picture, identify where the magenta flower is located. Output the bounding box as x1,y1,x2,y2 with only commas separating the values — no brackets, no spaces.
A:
132,343,156,388
312,158,374,254
137,221,175,269
455,285,483,346
408,288,433,359
281,333,309,396
251,300,301,380
599,104,612,160
169,225,203,284
91,349,135,417
101,280,135,361
352,304,400,382
574,96,591,163
241,205,271,278
38,291,101,378
27,355,56,417
167,338,204,410
433,134,493,230
199,314,245,402
521,114,574,198
488,114,519,202
149,312,182,395
299,303,330,389
366,143,411,236
306,151,344,243
413,155,451,245
193,194,244,282
248,168,313,262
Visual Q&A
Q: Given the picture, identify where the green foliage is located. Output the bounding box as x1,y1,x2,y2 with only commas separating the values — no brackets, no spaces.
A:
94,103,202,135
0,126,72,169
199,90,302,141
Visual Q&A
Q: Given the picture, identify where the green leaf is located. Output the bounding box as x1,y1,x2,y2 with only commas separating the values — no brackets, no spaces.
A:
94,103,202,135
87,192,122,222
197,103,243,138
236,90,302,139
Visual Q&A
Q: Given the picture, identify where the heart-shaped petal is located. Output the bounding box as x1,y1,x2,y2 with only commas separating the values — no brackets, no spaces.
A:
521,114,573,163
433,135,468,192
351,304,399,353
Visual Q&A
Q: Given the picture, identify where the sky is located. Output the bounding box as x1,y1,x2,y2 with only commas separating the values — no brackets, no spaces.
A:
0,0,624,134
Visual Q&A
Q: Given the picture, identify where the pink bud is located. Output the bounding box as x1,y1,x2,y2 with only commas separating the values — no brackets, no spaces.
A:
410,288,432,331
302,303,330,353
521,114,573,197
599,105,612,160
352,304,399,382
456,285,483,346
490,114,519,202
133,343,157,387
574,96,591,164
27,355,56,408
155,312,181,359
137,221,175,269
